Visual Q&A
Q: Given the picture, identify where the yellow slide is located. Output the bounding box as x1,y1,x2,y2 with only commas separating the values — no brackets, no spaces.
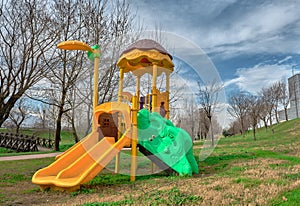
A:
32,130,131,191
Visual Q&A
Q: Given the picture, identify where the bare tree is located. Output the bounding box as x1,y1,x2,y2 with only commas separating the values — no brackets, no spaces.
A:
278,80,289,121
50,0,137,150
72,69,94,136
261,86,276,127
7,98,31,133
227,120,241,136
0,0,56,127
188,96,196,141
179,96,197,141
228,92,250,137
197,80,223,146
42,0,88,151
247,95,262,141
65,86,80,143
258,99,270,131
23,0,137,150
261,81,284,127
198,108,210,140
272,82,282,123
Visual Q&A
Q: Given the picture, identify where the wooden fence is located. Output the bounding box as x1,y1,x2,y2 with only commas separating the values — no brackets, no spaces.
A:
0,132,54,152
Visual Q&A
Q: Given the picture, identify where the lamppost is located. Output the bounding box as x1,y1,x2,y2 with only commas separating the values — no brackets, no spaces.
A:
292,64,300,76
57,40,100,129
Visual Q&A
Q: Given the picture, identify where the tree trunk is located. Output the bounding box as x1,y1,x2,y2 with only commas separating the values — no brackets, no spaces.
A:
16,125,20,134
0,96,19,127
253,126,256,141
240,118,245,137
275,110,279,124
209,117,214,147
263,119,268,131
55,108,63,151
284,107,288,121
269,112,273,127
85,105,92,136
191,126,194,143
85,72,93,136
71,116,79,143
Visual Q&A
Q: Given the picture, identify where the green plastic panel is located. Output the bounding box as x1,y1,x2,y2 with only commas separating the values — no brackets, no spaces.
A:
137,109,199,176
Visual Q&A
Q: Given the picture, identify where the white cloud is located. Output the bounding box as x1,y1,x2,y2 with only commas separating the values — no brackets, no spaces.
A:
132,0,300,57
278,56,293,64
238,4,299,38
203,2,300,56
225,64,296,94
130,0,300,100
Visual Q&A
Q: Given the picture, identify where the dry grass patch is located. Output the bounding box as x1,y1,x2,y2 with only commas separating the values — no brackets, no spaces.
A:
168,158,300,205
234,158,288,167
269,142,300,157
238,158,289,180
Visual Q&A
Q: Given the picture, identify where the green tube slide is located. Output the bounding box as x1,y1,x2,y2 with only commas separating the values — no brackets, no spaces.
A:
137,109,199,176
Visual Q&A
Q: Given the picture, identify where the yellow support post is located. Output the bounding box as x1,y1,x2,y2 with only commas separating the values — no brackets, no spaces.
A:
152,63,158,113
92,48,100,132
166,72,170,119
115,68,124,174
118,68,124,102
136,76,140,109
130,96,138,181
93,51,100,110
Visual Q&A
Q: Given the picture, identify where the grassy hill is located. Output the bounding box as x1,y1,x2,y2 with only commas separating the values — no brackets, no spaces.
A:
0,119,299,205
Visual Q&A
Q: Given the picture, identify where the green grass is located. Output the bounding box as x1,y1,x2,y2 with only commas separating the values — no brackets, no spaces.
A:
87,173,131,187
218,118,300,148
0,147,14,154
82,187,202,206
234,177,262,188
83,199,135,206
1,119,300,205
0,158,54,189
202,118,300,167
0,128,8,132
74,119,300,205
269,187,300,206
0,174,29,184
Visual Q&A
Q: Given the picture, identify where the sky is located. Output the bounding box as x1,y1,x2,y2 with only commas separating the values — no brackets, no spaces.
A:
130,0,300,96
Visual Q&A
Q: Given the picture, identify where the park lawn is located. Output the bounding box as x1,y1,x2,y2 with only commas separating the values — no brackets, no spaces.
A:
0,119,299,205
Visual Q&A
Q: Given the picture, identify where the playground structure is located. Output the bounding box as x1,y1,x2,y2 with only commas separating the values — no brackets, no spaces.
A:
32,39,198,191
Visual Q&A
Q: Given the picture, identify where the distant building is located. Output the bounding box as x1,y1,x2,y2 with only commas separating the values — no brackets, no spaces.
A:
279,73,300,120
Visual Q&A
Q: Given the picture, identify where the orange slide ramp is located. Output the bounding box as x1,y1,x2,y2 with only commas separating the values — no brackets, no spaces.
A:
32,131,131,191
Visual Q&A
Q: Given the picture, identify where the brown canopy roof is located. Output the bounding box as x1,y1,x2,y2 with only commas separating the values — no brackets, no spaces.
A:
121,39,173,60
117,39,174,75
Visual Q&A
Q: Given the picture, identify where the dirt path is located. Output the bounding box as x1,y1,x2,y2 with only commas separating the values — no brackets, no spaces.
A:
0,152,62,161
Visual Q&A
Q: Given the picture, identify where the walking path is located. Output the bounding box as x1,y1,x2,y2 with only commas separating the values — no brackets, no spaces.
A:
0,141,200,162
0,147,131,162
0,152,62,161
